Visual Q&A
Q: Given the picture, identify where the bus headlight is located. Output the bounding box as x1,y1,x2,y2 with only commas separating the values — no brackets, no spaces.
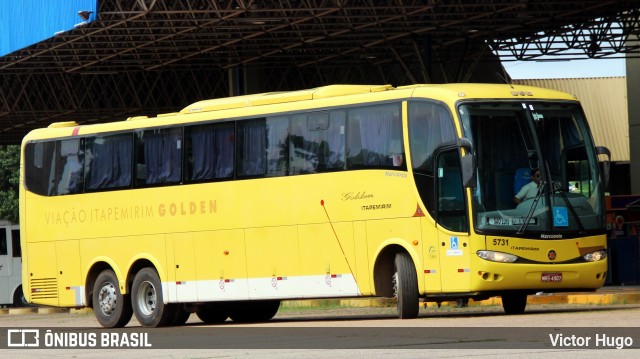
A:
477,250,518,263
583,250,607,262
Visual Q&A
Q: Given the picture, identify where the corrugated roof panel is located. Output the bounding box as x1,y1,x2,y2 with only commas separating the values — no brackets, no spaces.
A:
513,77,629,162
0,0,97,56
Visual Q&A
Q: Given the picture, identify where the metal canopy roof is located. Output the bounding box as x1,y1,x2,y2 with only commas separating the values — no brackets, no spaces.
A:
1,0,639,144
3,0,640,73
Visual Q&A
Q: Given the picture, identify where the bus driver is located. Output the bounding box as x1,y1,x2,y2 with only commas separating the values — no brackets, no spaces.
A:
513,168,541,205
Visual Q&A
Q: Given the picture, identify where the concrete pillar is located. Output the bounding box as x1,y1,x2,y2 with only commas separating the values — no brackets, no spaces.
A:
626,36,640,194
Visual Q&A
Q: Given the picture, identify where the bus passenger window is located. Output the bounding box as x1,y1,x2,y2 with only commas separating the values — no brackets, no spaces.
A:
237,119,267,177
291,114,318,174
135,128,182,186
347,104,404,169
56,139,84,195
266,116,289,177
85,134,133,190
323,110,346,171
290,111,345,175
185,123,234,181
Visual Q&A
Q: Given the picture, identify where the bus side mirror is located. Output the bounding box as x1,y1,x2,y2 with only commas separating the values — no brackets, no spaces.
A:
458,138,477,188
596,146,611,192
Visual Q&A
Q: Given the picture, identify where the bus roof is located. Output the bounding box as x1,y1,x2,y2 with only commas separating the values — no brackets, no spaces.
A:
27,83,577,142
179,84,394,114
180,83,575,115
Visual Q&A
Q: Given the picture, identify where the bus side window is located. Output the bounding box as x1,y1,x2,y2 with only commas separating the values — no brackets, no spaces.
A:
265,116,289,177
11,229,20,258
290,111,345,175
290,113,320,174
85,134,133,190
57,139,84,195
24,141,56,196
237,119,267,177
323,110,346,171
347,104,403,169
135,128,182,186
0,230,6,256
185,123,234,182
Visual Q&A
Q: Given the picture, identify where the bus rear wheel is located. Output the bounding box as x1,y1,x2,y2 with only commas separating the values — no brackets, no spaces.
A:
92,269,133,328
393,252,419,319
168,305,191,326
228,300,281,323
501,292,527,314
196,302,230,324
131,268,173,327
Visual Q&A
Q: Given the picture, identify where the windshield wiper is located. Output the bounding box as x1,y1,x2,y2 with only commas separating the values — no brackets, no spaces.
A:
517,180,545,234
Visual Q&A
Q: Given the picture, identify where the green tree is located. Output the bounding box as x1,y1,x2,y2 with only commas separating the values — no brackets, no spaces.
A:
0,145,20,223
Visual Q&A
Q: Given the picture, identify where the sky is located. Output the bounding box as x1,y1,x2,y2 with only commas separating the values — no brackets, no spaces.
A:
504,57,627,79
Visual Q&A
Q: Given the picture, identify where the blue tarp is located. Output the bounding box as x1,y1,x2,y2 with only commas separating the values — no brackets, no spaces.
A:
0,0,97,56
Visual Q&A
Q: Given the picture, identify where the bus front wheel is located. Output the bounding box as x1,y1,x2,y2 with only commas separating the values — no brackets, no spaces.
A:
393,252,419,319
131,268,173,327
92,269,133,328
501,292,527,314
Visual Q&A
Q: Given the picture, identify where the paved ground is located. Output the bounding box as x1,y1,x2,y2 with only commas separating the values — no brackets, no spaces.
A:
2,284,639,317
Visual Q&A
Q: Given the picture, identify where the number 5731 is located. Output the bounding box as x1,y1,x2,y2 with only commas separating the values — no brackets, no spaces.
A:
493,238,509,246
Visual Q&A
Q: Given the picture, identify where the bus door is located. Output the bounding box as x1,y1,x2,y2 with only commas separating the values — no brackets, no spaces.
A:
435,148,471,292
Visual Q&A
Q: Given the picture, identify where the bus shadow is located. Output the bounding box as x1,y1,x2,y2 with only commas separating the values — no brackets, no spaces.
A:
180,303,640,327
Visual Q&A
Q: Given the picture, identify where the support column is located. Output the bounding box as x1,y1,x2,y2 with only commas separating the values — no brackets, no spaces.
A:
227,66,265,96
626,37,640,194
228,67,244,96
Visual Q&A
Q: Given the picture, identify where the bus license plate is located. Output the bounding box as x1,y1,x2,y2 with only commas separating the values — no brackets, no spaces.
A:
541,272,562,282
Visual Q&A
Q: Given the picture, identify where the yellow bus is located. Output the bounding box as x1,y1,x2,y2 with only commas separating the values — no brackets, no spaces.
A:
20,84,610,327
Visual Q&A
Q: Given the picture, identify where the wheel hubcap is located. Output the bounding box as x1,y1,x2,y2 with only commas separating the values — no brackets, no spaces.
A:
136,280,157,316
98,283,117,315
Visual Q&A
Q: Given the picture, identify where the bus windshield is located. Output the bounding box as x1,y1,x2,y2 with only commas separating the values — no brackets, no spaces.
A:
458,101,605,235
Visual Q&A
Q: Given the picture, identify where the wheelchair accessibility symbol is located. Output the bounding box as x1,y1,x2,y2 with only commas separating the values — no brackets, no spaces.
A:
553,207,568,227
446,236,463,256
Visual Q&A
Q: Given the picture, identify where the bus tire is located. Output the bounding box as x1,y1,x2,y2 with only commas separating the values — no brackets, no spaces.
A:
229,300,280,322
131,268,172,327
13,286,28,307
394,252,419,319
501,292,527,314
196,302,229,324
168,305,191,326
92,269,133,328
